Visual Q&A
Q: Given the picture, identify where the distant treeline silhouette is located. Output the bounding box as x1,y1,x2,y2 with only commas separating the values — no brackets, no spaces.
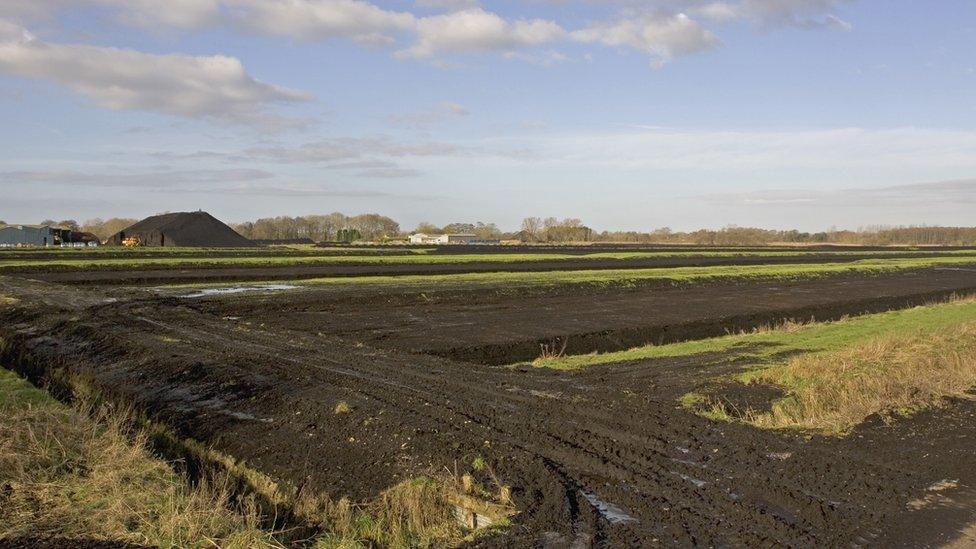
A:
231,213,400,242
23,215,976,246
594,226,976,246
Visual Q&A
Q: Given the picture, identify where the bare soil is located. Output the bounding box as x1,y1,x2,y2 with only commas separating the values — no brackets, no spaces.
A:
196,267,976,364
2,266,976,547
11,251,967,285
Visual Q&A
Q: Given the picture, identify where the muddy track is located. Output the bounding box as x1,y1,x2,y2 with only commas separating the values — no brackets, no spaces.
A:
6,305,972,545
14,252,972,285
2,273,976,546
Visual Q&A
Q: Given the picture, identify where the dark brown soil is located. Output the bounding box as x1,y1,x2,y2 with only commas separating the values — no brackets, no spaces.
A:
196,267,976,365
2,267,976,547
13,252,973,285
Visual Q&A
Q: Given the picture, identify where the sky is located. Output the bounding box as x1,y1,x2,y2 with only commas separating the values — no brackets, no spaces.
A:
0,0,974,232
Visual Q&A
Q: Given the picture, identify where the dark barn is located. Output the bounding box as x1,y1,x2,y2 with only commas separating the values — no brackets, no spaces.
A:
0,224,72,247
104,211,254,247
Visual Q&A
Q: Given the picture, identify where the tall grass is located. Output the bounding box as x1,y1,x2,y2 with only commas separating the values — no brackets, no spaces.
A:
0,368,504,547
746,322,976,433
0,384,279,547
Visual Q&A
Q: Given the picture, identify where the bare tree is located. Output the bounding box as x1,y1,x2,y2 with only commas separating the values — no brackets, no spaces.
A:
414,222,441,234
520,217,542,237
81,218,138,240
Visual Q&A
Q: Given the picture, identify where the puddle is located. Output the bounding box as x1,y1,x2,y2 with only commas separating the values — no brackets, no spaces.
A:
581,490,639,524
672,471,708,488
180,284,298,299
222,409,274,423
671,457,705,468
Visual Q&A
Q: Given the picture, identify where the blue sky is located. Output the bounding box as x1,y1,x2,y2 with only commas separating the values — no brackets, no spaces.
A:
1,0,974,232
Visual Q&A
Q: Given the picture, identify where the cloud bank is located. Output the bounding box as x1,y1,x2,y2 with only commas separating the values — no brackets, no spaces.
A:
0,20,310,126
0,0,855,67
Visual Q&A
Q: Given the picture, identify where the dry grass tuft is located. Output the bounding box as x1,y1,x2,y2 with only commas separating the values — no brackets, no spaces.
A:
304,477,466,548
0,368,512,548
152,423,486,548
534,337,568,363
333,401,351,415
732,317,811,336
0,396,278,547
748,322,976,433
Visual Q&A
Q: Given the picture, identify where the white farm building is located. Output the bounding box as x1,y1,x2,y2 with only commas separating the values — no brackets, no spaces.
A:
408,233,479,245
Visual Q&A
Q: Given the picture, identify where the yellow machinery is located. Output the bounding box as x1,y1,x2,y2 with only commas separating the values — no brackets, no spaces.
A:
122,236,141,247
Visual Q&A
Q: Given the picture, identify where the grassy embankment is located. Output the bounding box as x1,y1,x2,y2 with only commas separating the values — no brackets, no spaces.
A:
0,368,278,547
0,368,508,547
3,249,976,272
535,298,976,434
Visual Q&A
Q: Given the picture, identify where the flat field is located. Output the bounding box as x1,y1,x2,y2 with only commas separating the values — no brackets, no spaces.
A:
2,244,976,547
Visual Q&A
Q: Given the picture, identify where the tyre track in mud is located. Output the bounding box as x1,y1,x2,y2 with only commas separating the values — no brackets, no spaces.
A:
92,300,897,546
3,275,972,546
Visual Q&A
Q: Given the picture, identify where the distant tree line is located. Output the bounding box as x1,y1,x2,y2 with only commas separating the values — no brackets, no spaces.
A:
232,213,399,242
591,226,976,246
27,218,139,241
517,217,594,243
412,221,503,240
16,214,976,247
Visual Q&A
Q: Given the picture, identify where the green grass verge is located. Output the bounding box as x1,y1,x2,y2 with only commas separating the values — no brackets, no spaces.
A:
3,249,975,272
535,297,976,370
536,298,976,434
0,367,58,410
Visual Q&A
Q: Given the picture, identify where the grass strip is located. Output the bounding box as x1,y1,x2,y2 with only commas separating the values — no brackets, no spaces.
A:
536,297,976,434
265,256,976,291
741,321,976,433
534,297,976,370
4,250,976,271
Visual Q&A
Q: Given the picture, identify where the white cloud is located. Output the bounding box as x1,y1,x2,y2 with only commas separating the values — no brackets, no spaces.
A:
227,0,415,43
243,136,466,162
0,168,274,187
571,13,720,67
702,178,976,207
694,0,852,29
692,2,741,22
397,8,566,59
0,0,856,70
0,1,70,20
112,0,222,29
0,0,221,28
0,21,310,125
527,127,976,172
415,0,480,9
